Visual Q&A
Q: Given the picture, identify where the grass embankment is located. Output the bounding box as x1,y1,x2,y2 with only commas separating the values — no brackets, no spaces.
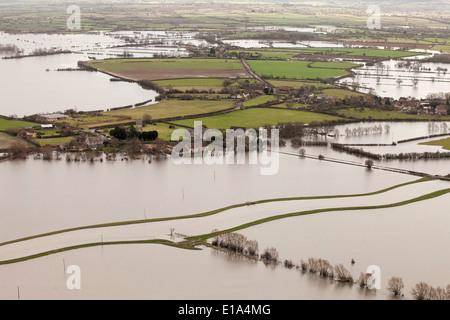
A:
0,239,199,265
0,178,432,249
338,108,450,121
190,187,450,241
2,179,449,265
247,60,359,80
420,138,450,151
173,108,341,129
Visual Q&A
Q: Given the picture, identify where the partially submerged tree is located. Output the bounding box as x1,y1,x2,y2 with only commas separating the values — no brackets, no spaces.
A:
365,159,374,170
411,282,431,300
261,247,279,264
334,264,353,283
9,141,28,159
387,277,405,296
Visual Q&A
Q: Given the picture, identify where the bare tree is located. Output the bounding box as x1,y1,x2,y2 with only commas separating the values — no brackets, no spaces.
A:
431,287,448,300
317,259,333,277
261,247,279,264
307,257,320,273
387,277,405,296
334,264,353,282
42,145,53,160
357,272,371,288
298,148,306,157
411,282,431,300
246,240,259,257
143,113,152,125
284,259,295,269
299,259,308,272
9,141,28,159
365,159,374,170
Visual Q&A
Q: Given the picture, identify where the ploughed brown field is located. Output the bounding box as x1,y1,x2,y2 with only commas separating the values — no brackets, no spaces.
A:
83,58,250,81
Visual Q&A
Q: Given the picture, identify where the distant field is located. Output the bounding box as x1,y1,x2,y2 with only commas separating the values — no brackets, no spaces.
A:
268,80,335,89
0,118,38,131
166,86,224,93
243,95,277,107
420,138,450,150
105,100,236,120
142,123,187,141
337,108,450,120
84,58,249,81
320,89,365,98
33,137,74,147
432,44,450,53
247,60,355,80
60,115,133,129
309,62,360,69
230,49,300,59
173,108,341,129
231,47,420,59
153,78,226,87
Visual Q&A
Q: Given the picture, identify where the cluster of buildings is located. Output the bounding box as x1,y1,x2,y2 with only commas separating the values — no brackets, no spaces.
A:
393,97,448,116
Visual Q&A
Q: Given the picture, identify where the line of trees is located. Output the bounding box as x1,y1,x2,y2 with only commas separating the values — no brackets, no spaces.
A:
110,125,158,141
209,230,450,299
411,282,450,300
211,231,259,257
331,143,450,161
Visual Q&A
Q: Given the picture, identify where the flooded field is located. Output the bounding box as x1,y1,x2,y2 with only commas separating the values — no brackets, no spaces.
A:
1,28,449,301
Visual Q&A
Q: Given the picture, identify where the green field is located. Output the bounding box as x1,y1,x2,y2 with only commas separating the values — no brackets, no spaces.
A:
338,108,450,120
320,88,365,99
105,100,236,120
420,138,450,150
153,78,227,87
33,137,74,147
173,108,341,129
247,60,356,80
85,58,244,72
268,80,335,89
142,123,188,141
0,118,38,131
309,62,361,69
243,95,277,107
